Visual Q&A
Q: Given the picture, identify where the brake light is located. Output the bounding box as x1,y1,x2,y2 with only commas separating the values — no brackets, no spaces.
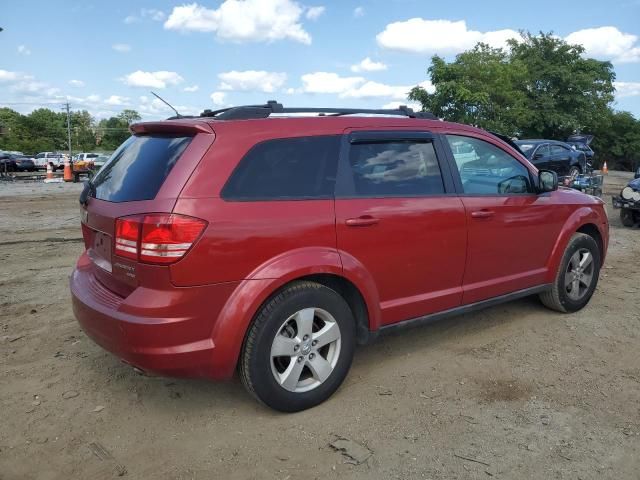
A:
114,214,207,264
114,218,140,260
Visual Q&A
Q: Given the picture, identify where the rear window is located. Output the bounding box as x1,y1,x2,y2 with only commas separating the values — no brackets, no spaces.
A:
92,135,191,202
221,135,340,200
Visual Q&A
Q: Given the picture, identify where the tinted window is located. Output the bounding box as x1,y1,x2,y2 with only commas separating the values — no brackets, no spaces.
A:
447,135,533,195
536,144,550,157
551,144,569,155
92,135,191,202
222,136,340,200
347,141,444,197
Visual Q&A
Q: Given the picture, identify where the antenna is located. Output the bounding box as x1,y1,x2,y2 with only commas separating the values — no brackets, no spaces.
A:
150,91,181,118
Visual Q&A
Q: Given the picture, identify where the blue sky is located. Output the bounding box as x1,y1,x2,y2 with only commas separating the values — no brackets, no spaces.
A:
1,0,640,120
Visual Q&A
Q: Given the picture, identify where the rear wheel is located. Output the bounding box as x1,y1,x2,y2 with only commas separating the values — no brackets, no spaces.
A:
540,233,600,313
620,208,635,227
240,281,355,412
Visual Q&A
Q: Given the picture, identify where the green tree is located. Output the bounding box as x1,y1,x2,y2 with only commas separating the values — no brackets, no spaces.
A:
71,110,97,152
118,109,141,125
97,116,131,150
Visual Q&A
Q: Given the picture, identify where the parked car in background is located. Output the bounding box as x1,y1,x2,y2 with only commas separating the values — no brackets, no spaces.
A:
73,153,99,163
567,134,595,164
34,152,67,171
0,152,36,172
613,175,640,226
515,139,587,180
71,102,609,412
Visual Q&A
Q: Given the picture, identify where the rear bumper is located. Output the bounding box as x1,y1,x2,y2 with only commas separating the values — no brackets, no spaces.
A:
70,253,241,379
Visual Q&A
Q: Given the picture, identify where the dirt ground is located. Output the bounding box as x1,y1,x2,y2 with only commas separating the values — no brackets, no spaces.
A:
1,173,638,480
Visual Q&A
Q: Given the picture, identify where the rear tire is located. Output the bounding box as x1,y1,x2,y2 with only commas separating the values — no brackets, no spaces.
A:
620,208,635,227
539,233,600,313
240,281,355,412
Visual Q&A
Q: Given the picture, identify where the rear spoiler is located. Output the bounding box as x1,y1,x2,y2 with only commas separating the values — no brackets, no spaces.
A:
489,131,526,156
130,120,214,136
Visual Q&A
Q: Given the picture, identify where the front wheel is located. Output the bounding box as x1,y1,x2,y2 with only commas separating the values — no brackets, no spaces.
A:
539,233,601,313
240,281,355,412
568,165,581,180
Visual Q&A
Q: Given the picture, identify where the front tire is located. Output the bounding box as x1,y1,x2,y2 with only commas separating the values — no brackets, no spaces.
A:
240,281,355,412
539,233,601,313
568,165,581,180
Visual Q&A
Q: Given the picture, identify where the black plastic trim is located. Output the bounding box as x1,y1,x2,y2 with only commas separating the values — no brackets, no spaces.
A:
378,284,551,335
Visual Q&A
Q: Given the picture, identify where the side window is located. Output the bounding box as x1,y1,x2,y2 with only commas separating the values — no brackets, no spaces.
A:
221,135,340,200
346,141,444,197
551,145,569,155
446,135,533,195
536,145,550,157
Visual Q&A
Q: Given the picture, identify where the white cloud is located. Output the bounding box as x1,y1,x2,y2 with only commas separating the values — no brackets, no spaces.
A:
0,70,21,82
566,26,640,63
69,79,85,87
104,95,130,106
141,8,166,21
301,72,365,94
122,70,184,88
353,6,364,18
17,45,31,56
137,95,199,118
164,0,312,44
210,91,226,105
124,8,166,24
377,18,519,54
112,43,132,53
351,57,387,72
615,81,640,98
305,6,325,20
218,70,287,92
184,85,200,92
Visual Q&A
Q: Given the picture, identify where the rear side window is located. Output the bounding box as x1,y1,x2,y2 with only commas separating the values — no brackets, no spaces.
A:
346,141,444,197
222,135,340,200
92,135,191,202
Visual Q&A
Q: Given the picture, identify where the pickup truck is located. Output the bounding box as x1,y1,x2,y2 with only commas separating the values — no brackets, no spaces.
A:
34,152,68,171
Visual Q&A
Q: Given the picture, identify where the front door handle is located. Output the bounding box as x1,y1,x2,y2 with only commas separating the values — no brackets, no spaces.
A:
345,216,379,227
471,210,495,219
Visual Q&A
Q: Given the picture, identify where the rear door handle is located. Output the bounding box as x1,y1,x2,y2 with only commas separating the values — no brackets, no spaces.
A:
471,210,495,219
345,216,379,227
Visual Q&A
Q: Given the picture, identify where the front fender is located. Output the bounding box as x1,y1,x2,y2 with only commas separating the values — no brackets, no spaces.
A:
208,247,380,378
544,206,607,283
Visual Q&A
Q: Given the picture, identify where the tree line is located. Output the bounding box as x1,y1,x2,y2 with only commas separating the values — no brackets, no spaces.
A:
409,32,640,171
0,108,141,154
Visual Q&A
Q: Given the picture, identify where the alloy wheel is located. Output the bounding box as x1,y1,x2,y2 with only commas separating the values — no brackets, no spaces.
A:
564,248,594,301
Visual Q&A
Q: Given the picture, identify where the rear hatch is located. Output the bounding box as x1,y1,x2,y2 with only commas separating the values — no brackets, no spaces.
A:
79,121,214,297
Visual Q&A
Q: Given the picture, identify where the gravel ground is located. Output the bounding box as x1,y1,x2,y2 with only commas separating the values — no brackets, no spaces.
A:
0,173,638,480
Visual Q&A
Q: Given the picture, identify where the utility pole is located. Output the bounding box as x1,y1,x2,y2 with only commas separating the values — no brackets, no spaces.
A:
63,102,72,159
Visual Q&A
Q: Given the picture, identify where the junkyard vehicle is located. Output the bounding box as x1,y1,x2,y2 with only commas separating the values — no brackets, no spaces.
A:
92,154,110,169
71,102,609,412
0,153,35,172
567,134,595,164
613,176,640,227
34,152,66,171
515,139,588,180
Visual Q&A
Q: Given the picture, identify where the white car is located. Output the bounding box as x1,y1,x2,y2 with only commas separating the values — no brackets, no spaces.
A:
72,153,100,163
34,152,68,171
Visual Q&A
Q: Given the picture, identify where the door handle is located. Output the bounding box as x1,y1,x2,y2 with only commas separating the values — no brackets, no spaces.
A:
471,210,495,219
345,216,379,227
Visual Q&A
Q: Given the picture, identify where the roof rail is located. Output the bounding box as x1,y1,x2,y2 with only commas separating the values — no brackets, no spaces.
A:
199,100,437,120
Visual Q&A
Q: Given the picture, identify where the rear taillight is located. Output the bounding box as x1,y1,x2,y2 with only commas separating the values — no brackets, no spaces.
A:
114,214,207,264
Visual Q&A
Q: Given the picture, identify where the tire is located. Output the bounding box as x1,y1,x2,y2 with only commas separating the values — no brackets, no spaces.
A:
240,281,356,412
568,165,581,180
620,208,635,227
539,233,601,313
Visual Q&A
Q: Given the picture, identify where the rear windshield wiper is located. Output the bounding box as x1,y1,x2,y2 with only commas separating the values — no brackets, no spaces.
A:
79,179,95,206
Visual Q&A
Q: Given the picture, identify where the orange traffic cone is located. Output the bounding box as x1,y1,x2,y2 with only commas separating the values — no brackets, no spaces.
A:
63,158,73,182
46,163,54,180
602,161,608,175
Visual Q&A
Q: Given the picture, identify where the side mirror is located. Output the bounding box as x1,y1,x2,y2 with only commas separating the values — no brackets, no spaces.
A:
538,170,558,193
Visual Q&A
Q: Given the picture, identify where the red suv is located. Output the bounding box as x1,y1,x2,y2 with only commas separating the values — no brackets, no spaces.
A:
71,102,608,412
